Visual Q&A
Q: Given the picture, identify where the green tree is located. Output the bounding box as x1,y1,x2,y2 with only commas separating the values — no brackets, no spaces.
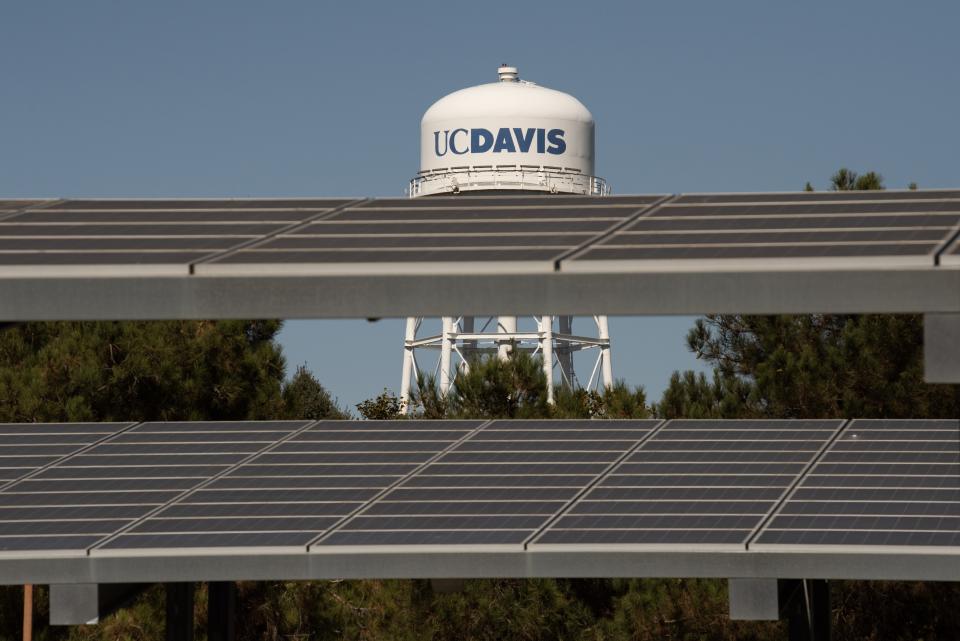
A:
0,321,290,422
281,364,348,420
661,168,960,419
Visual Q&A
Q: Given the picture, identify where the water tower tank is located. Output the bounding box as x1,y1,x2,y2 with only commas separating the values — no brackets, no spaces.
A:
410,65,607,197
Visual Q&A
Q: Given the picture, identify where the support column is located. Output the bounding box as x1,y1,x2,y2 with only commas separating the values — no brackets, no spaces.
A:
782,579,831,641
558,316,575,388
208,582,236,641
49,583,149,625
440,316,454,396
497,316,517,360
461,316,475,370
165,583,195,641
400,317,418,412
597,315,613,389
540,316,554,405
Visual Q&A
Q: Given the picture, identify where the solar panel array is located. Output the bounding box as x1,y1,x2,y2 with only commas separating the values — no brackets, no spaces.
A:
535,419,842,547
3,190,958,276
0,419,957,557
316,419,657,547
753,419,960,548
567,190,960,271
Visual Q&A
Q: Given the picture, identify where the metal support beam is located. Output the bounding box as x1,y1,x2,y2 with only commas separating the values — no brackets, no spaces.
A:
207,581,236,641
924,313,960,382
728,578,780,620
165,582,195,641
49,583,149,625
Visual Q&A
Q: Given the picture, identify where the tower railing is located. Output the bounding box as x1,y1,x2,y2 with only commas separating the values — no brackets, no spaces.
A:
409,167,609,197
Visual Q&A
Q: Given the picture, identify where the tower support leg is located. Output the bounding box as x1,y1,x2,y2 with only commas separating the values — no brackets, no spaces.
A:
597,315,613,389
540,315,554,404
558,316,575,388
440,316,454,396
400,317,418,412
498,316,517,360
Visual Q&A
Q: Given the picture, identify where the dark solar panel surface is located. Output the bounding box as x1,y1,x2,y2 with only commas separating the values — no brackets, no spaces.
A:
2,192,959,273
0,423,134,486
207,196,661,271
0,199,350,271
316,420,658,547
534,420,843,546
0,419,958,555
101,420,481,549
754,419,960,547
0,421,308,552
570,191,960,268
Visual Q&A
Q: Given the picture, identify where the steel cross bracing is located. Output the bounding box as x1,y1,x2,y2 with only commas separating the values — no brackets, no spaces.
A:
1,190,960,320
0,418,957,585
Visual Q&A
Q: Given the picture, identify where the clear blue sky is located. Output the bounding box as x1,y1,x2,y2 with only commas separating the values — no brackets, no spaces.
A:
4,2,958,412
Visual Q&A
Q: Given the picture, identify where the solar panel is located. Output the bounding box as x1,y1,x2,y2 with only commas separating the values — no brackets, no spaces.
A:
0,421,310,553
531,419,844,547
0,422,134,486
566,191,960,272
97,420,483,550
197,196,663,276
0,199,353,275
315,419,659,548
752,419,960,548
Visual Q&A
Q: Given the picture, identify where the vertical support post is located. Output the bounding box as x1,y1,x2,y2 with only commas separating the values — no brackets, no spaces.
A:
208,582,236,641
22,585,32,641
783,579,831,641
165,583,195,641
597,315,613,389
540,316,554,404
558,316,575,388
461,316,475,369
497,316,517,361
400,317,418,412
440,316,454,396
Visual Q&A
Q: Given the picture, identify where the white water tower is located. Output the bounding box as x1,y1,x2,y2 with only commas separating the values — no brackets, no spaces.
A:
400,65,614,409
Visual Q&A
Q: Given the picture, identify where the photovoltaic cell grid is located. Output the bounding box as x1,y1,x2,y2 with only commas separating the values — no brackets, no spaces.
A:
0,421,309,552
201,195,663,274
100,420,482,550
753,419,960,548
316,419,658,547
0,423,133,486
567,191,960,270
0,199,353,273
534,420,843,547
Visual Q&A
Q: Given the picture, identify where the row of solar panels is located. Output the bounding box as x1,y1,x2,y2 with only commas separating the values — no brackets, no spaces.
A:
3,191,960,276
0,418,956,555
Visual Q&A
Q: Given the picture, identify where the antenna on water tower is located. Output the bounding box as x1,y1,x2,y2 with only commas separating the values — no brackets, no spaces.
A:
400,64,614,411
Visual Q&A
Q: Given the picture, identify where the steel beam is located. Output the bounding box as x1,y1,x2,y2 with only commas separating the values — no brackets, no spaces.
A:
0,269,958,321
2,548,960,586
924,313,960,382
